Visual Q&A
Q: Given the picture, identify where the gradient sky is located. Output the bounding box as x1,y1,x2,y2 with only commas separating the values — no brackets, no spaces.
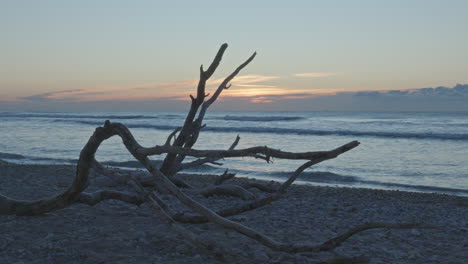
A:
1,0,468,111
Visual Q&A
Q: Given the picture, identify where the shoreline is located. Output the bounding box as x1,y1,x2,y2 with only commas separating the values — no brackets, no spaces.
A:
1,163,467,263
1,157,467,197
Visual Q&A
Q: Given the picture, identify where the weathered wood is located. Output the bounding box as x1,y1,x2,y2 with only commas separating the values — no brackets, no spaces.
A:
214,169,236,185
176,135,240,173
139,141,360,161
197,184,256,200
0,43,431,256
104,121,432,253
160,43,230,175
241,182,278,193
169,47,256,173
0,124,137,215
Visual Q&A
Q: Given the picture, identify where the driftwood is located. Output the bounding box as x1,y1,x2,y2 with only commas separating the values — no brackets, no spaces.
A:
0,44,432,256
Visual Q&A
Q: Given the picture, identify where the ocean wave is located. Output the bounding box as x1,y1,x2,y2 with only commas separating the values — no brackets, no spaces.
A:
222,115,305,122
0,152,26,159
2,152,466,195
360,120,468,128
271,171,358,183
269,170,468,195
205,126,468,141
57,120,468,141
101,160,162,168
364,181,468,194
0,152,77,164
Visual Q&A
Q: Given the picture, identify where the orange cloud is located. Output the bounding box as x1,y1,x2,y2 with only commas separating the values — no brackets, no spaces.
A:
293,72,337,78
250,97,274,103
19,73,357,104
228,74,280,84
20,74,281,102
224,87,334,98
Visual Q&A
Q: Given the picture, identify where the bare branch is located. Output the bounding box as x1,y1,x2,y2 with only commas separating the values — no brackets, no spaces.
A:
176,135,241,172
161,43,229,175
176,157,220,172
197,184,256,200
203,43,228,78
205,52,256,107
173,159,319,223
230,135,241,150
196,43,229,103
2,117,428,256
100,122,396,253
195,52,257,127
139,141,360,161
316,222,437,252
128,172,231,260
241,182,278,193
0,43,434,259
168,50,255,172
116,131,422,253
214,169,236,185
165,127,181,146
0,124,117,215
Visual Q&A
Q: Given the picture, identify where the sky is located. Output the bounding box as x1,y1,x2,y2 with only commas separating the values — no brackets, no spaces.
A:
1,0,468,112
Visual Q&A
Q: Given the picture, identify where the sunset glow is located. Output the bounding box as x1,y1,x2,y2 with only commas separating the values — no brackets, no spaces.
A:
1,1,467,111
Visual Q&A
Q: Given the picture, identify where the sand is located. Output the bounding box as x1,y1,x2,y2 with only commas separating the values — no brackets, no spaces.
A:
0,162,467,264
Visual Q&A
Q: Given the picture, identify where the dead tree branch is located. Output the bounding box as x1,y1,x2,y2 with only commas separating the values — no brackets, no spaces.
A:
176,135,240,172
241,182,278,193
98,121,430,253
139,141,360,161
197,184,256,200
160,43,230,175
0,124,135,215
161,44,255,176
0,43,433,257
214,169,236,185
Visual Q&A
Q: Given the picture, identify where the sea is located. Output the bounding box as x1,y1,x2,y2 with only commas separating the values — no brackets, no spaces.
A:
0,111,467,196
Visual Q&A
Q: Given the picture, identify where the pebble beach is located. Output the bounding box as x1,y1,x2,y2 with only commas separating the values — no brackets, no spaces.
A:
0,162,467,264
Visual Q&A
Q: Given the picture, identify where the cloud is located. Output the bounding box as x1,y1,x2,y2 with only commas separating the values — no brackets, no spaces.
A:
216,84,468,111
351,84,468,98
228,75,280,84
18,74,280,103
292,72,337,78
6,83,468,112
236,84,277,88
18,82,197,102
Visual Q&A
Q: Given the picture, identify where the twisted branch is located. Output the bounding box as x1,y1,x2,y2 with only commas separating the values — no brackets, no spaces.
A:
101,121,429,253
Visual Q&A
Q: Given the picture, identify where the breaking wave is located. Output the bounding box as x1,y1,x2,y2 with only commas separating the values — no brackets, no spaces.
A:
222,115,304,122
270,171,468,195
61,120,468,141
2,151,466,195
0,152,26,159
271,171,358,183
